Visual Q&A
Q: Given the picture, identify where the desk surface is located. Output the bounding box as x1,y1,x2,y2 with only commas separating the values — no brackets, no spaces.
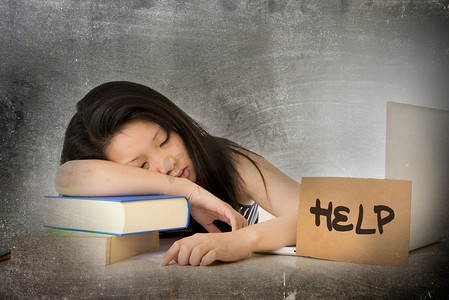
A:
1,238,448,299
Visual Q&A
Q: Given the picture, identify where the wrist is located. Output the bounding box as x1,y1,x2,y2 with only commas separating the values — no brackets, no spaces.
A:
239,224,262,253
238,213,298,252
168,177,195,198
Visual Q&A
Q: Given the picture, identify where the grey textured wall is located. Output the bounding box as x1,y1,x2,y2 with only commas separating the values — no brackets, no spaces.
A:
1,0,449,241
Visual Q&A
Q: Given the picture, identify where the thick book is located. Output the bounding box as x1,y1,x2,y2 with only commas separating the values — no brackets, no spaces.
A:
12,229,159,266
45,195,190,236
0,249,11,262
0,237,11,262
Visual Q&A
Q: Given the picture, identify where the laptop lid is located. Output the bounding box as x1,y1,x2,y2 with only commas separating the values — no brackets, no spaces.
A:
386,102,449,250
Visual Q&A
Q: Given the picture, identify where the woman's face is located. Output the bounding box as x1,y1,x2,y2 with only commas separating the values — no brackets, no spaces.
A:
104,120,196,182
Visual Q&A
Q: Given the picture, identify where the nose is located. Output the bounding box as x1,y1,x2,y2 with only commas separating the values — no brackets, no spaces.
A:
150,155,174,175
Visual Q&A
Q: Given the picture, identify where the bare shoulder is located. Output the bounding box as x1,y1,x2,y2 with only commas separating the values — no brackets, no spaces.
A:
231,147,300,216
230,147,296,185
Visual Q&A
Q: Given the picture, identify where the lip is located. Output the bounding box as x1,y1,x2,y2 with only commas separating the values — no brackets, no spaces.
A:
176,168,190,179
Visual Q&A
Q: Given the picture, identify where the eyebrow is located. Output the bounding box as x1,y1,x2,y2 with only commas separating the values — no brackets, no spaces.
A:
123,126,161,165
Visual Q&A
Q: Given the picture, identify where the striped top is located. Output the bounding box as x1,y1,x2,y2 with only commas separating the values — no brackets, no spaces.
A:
238,202,259,225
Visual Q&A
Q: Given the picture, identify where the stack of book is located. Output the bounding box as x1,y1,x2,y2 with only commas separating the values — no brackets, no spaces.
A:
12,195,190,265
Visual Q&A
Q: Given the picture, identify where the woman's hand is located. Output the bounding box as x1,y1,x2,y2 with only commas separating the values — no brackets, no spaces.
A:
184,183,247,233
161,213,299,267
161,231,253,266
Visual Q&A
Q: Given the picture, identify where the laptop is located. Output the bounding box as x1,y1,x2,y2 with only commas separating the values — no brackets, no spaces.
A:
386,102,449,250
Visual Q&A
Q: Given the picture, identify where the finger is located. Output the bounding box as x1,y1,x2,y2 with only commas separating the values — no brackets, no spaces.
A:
240,217,248,230
200,249,218,266
177,243,194,265
234,214,247,231
224,211,246,231
218,209,238,231
203,223,221,233
228,215,238,231
161,241,181,266
189,245,209,266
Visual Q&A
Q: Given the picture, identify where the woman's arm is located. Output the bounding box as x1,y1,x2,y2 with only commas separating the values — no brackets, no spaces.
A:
162,152,301,266
55,159,247,232
162,212,297,266
56,159,185,196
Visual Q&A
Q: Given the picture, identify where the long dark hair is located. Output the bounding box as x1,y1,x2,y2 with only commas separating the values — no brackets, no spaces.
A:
61,81,264,232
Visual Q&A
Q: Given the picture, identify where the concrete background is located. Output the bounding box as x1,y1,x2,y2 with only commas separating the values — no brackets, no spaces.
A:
1,0,449,296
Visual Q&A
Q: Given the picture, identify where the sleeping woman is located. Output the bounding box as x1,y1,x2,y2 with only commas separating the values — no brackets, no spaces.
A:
55,81,300,266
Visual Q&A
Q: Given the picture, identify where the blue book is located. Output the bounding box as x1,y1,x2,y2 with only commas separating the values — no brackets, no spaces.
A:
44,195,190,236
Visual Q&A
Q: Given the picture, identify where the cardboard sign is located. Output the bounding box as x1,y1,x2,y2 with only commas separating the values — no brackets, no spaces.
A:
296,177,411,267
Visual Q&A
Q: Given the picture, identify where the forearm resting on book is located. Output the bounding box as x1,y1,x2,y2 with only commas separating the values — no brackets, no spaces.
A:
55,159,192,197
55,160,247,232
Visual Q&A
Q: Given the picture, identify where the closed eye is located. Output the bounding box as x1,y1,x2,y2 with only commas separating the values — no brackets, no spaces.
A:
140,162,148,169
160,131,170,147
